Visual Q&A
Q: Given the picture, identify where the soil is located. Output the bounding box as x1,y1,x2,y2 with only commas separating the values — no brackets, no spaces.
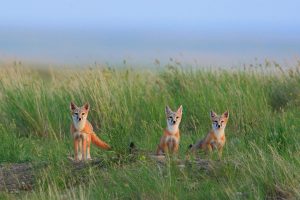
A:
0,163,34,193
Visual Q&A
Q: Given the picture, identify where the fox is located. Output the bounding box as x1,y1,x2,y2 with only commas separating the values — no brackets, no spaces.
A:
70,102,111,161
156,105,183,155
189,111,229,158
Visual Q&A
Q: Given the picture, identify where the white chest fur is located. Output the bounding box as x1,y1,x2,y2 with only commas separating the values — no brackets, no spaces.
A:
165,135,179,144
73,118,86,131
166,125,179,142
168,123,179,133
213,128,225,143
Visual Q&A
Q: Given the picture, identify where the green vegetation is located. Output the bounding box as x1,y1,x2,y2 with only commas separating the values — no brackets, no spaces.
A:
0,62,299,199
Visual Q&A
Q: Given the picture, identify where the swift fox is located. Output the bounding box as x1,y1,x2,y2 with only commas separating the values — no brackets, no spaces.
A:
156,105,183,155
70,102,111,161
190,111,229,158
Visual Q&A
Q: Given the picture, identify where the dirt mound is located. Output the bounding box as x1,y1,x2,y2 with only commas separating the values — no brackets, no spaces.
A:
0,163,34,193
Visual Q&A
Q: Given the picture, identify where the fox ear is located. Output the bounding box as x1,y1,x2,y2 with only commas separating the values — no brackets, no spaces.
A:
210,111,217,118
165,105,172,115
70,102,77,111
222,111,229,118
83,103,90,111
176,105,183,115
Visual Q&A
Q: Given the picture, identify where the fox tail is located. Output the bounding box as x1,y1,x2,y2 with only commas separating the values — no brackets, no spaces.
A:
189,139,204,152
91,133,111,150
129,142,137,154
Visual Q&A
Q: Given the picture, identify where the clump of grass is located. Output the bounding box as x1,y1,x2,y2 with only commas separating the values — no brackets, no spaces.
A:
268,78,300,111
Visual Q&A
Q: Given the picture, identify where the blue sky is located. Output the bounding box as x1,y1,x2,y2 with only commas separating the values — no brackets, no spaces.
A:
1,0,300,29
0,0,300,65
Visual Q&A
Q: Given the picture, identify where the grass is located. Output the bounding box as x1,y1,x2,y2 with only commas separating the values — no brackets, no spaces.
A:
0,61,299,199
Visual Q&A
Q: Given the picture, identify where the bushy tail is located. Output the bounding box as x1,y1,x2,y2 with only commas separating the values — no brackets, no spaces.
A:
129,142,137,154
189,139,204,152
91,133,111,150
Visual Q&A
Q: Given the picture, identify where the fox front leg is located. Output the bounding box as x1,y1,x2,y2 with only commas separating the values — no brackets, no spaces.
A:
78,138,83,161
86,136,92,160
206,143,213,158
74,139,79,161
81,133,87,161
163,144,169,155
217,146,223,159
173,142,179,155
73,131,82,161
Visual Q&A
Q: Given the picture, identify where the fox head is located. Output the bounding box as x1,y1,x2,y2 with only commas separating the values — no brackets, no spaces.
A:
210,111,229,131
70,102,89,128
165,105,183,132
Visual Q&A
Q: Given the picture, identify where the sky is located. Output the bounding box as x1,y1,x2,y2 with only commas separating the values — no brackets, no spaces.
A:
0,0,300,66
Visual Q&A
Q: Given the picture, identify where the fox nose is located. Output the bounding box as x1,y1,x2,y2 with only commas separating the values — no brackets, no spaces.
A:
217,125,221,128
172,120,176,124
78,118,82,121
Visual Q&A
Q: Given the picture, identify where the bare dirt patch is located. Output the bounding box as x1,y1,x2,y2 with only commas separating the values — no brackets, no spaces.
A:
0,163,34,193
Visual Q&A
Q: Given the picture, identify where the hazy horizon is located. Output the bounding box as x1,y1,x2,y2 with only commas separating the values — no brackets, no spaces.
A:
1,0,300,66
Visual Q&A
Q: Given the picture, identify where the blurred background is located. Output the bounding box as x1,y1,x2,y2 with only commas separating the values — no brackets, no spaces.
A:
0,0,300,67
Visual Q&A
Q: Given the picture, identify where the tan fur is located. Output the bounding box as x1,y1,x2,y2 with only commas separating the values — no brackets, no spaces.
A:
156,105,183,155
190,111,229,158
70,102,111,161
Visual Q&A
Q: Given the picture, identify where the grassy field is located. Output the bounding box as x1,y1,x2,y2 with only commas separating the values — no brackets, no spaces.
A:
0,62,299,199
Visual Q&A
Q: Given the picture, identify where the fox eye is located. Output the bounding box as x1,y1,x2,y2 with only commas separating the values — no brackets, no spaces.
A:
82,113,85,116
221,121,224,123
176,116,179,119
168,117,172,120
214,121,218,123
74,113,78,115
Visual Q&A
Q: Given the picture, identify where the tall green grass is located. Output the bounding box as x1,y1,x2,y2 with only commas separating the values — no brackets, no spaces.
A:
0,63,299,199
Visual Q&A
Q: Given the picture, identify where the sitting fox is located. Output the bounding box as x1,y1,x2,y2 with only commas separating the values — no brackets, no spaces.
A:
190,111,229,158
70,102,111,161
156,105,183,155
